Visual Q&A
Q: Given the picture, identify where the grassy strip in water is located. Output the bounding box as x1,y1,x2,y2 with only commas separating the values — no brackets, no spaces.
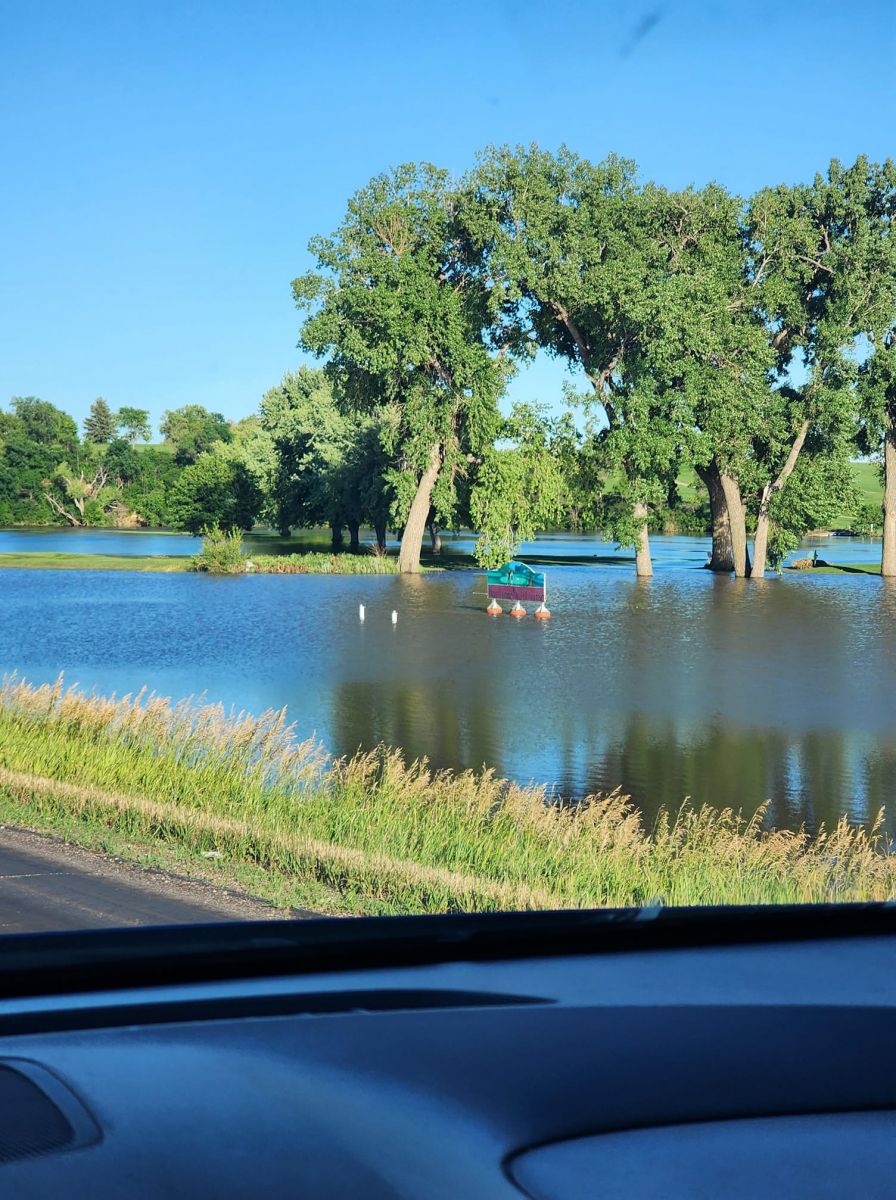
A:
0,552,189,572
0,550,412,575
786,561,882,576
0,676,893,913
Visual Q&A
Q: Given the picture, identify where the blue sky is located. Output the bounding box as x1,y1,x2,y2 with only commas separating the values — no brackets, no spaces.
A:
1,0,894,434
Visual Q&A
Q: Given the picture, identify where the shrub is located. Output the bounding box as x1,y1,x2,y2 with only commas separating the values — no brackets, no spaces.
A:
853,502,883,537
190,524,246,574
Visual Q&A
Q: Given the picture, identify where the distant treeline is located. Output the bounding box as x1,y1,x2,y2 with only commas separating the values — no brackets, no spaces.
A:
4,146,896,576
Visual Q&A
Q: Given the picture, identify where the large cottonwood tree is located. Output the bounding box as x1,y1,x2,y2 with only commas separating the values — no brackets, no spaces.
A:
738,158,896,577
468,147,752,578
858,331,896,576
294,163,506,573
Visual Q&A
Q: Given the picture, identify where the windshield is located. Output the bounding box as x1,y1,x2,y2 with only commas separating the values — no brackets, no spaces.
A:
1,0,895,931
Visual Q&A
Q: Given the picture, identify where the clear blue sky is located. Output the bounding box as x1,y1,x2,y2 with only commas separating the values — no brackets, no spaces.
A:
1,0,894,435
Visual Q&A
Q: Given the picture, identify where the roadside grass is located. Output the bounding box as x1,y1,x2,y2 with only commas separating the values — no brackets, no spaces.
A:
1,676,894,914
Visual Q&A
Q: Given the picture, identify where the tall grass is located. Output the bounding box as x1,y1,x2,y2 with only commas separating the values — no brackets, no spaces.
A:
249,552,400,575
1,675,894,914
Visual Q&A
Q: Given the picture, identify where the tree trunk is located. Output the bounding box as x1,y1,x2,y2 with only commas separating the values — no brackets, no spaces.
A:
374,519,387,552
398,444,442,574
719,472,751,578
696,461,734,572
427,518,442,555
750,420,809,580
883,425,896,577
751,500,771,580
330,523,343,549
633,501,653,578
347,519,360,553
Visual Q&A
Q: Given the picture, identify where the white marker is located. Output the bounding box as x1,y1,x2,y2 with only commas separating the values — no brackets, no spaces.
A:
359,604,365,621
391,609,398,625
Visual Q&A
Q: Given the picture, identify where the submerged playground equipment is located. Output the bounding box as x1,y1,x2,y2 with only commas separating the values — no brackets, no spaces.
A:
486,562,551,619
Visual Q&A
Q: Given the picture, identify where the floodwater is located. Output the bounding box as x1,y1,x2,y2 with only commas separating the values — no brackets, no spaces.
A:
1,529,894,835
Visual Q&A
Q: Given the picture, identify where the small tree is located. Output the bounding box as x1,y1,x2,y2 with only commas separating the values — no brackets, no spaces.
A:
117,406,152,443
84,398,115,443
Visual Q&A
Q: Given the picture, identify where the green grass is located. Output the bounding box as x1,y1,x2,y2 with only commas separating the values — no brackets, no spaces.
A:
0,552,189,572
247,552,403,575
0,550,419,575
0,676,893,915
786,561,882,576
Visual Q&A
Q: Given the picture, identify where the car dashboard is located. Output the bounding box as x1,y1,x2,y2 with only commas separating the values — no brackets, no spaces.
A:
1,907,895,1198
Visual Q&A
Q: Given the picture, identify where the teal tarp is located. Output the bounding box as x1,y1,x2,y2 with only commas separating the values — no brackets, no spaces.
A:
486,561,545,589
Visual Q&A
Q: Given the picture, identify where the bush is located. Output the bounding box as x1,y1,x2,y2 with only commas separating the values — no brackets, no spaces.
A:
853,502,883,537
190,524,246,574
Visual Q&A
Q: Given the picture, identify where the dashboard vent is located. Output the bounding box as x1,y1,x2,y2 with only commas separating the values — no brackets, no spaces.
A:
0,1060,100,1164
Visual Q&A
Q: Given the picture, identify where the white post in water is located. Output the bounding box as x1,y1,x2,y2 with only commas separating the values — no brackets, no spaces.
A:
359,604,365,621
391,610,398,625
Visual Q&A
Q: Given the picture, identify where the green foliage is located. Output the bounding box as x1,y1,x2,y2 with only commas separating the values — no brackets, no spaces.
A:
10,396,78,453
190,524,246,574
767,446,860,548
167,452,261,533
117,406,152,443
161,404,232,466
258,368,351,533
84,397,116,443
853,501,884,536
469,403,571,567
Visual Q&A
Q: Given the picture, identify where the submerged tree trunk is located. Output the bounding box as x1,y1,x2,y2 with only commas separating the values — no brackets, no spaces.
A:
751,504,771,580
633,501,653,578
719,472,751,578
427,518,442,555
696,460,734,572
374,519,387,553
347,519,360,553
398,444,442,574
883,425,896,578
750,419,810,580
330,523,343,550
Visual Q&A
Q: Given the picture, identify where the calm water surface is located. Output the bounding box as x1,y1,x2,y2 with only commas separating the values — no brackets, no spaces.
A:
1,530,894,835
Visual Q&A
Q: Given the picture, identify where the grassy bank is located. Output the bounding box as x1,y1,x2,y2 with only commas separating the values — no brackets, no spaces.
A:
0,550,407,575
0,677,893,914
